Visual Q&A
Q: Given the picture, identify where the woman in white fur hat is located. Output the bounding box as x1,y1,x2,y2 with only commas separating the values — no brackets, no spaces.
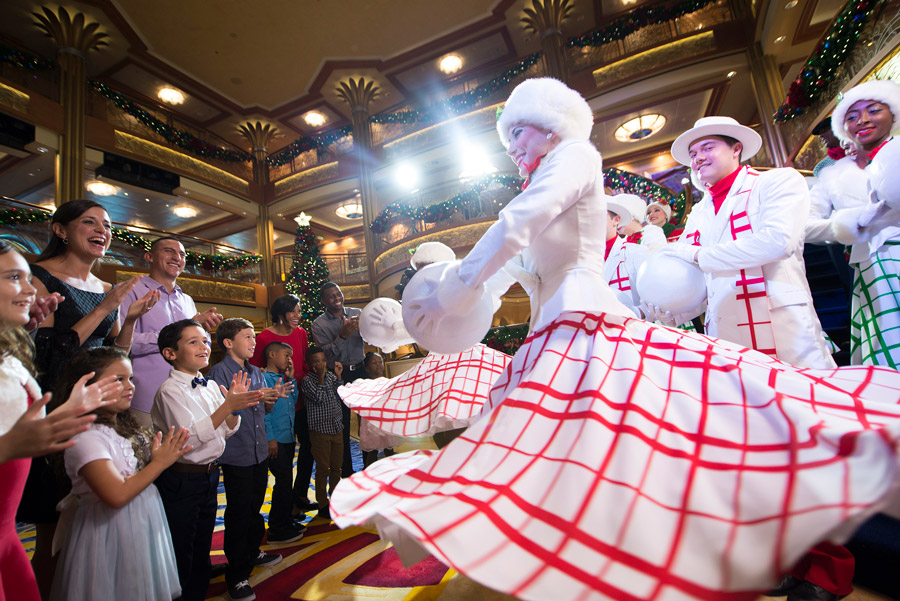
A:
646,199,686,242
330,78,900,601
822,79,900,368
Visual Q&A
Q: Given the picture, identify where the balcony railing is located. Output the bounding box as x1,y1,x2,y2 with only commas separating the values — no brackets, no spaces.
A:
0,196,261,283
274,251,369,287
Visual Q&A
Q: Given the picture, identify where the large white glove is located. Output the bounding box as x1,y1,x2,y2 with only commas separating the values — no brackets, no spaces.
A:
358,298,415,353
640,300,700,327
869,138,900,211
657,244,699,265
401,261,494,355
831,204,878,245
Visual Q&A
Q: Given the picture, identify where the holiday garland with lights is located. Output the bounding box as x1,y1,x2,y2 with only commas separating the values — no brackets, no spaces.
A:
774,0,879,122
90,81,253,163
285,223,331,332
369,169,684,233
265,125,353,168
0,44,55,71
482,323,530,355
0,206,261,270
567,0,718,48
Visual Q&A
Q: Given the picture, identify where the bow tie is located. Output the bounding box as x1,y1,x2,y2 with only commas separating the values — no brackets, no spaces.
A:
191,377,208,388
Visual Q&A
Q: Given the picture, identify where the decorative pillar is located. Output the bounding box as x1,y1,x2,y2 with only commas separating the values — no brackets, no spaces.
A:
239,121,279,287
522,0,573,84
34,7,108,206
336,78,380,299
747,43,790,166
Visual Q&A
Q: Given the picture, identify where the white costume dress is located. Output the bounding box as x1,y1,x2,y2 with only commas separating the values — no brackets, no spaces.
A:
604,235,648,316
330,140,900,601
807,150,900,368
678,166,835,369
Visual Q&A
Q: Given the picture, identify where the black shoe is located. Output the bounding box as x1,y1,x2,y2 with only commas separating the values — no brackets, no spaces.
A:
293,500,318,514
227,579,256,601
787,582,845,601
266,526,305,544
766,575,803,597
250,551,282,568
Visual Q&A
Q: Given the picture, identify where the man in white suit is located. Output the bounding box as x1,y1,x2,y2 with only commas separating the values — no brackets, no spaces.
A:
653,116,851,601
653,116,835,370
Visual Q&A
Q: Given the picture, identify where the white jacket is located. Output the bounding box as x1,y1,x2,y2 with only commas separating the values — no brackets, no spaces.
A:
679,166,834,368
604,235,649,316
458,140,634,331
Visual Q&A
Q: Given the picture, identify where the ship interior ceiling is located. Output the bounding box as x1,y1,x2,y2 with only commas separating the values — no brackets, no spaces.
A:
0,0,866,263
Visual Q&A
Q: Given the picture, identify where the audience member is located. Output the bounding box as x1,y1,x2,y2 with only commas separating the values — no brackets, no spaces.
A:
301,346,343,521
152,319,261,601
120,237,223,429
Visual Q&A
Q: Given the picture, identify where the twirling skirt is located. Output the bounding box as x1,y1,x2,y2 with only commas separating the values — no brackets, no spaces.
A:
338,344,511,437
331,311,900,601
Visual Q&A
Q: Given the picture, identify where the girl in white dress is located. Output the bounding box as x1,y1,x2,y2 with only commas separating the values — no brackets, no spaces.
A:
50,348,191,601
330,77,900,601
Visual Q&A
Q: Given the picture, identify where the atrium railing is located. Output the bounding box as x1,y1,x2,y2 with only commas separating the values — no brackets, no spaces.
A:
274,251,369,287
0,196,261,283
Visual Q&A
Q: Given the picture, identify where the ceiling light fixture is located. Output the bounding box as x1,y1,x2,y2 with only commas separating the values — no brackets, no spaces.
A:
86,181,116,196
439,54,463,74
727,70,737,78
614,114,667,143
784,0,798,8
774,35,786,43
304,111,326,127
158,87,185,105
335,196,364,220
173,206,198,218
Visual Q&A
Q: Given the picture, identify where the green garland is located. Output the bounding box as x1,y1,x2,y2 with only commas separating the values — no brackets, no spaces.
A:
285,224,330,333
90,81,253,163
567,0,717,48
369,169,681,233
774,0,878,122
0,44,55,71
0,206,261,270
369,173,524,234
265,125,353,168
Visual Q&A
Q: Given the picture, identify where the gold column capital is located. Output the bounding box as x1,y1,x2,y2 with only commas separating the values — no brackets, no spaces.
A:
521,0,573,83
335,78,380,114
238,121,279,153
33,6,109,55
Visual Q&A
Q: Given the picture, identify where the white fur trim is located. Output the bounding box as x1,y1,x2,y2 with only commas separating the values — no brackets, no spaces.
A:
831,80,900,144
497,78,594,147
647,200,672,221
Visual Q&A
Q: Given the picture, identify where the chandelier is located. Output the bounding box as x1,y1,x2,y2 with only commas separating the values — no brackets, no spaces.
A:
614,114,667,142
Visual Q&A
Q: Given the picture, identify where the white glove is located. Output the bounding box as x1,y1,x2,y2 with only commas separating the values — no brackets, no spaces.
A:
640,301,700,327
358,298,414,353
401,261,494,355
831,205,872,245
658,244,699,265
410,242,457,269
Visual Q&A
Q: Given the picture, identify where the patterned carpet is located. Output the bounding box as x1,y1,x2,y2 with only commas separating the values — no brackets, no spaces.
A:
15,437,897,601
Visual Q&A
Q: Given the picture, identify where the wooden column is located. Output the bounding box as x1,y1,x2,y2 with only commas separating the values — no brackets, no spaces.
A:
239,121,279,287
34,7,108,206
522,0,574,84
336,78,380,299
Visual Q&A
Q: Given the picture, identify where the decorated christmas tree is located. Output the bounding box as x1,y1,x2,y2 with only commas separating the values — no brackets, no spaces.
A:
286,213,330,332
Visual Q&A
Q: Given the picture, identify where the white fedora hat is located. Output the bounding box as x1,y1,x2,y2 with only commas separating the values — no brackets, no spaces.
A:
670,116,762,166
610,193,646,224
606,197,633,224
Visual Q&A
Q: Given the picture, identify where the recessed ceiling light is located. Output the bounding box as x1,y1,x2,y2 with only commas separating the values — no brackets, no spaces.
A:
304,111,326,127
614,114,667,143
727,70,737,78
785,0,798,8
158,87,185,105
87,181,116,196
439,54,463,74
173,205,198,218
774,35,786,44
35,146,48,153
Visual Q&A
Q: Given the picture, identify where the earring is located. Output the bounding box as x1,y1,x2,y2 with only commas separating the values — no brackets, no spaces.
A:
62,238,68,245
546,133,553,140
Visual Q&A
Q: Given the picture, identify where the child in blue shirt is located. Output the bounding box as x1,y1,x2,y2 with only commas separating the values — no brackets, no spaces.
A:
261,341,301,539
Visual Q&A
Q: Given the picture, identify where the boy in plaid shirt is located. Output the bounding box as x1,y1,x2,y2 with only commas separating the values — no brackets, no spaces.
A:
301,346,343,520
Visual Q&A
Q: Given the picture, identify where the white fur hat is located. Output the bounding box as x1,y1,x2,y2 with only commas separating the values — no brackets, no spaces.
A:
496,78,594,147
610,194,647,224
831,79,900,144
646,200,672,221
670,116,762,165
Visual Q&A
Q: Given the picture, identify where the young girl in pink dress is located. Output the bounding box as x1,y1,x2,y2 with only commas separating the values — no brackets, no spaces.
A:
330,78,900,601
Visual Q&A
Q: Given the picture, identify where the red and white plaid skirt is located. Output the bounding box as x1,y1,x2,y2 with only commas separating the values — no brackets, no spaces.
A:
338,344,511,437
331,312,900,601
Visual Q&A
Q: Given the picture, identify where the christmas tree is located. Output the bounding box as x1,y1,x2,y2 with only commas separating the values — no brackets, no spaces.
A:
286,214,330,332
